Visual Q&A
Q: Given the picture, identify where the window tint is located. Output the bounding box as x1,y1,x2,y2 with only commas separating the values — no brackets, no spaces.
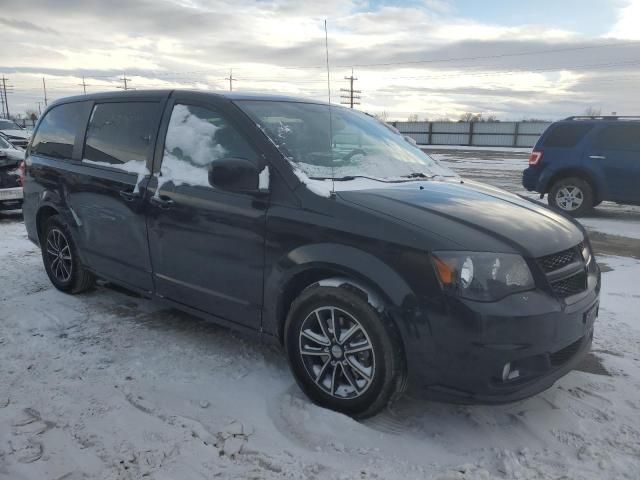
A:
593,124,640,151
543,124,593,148
160,104,258,188
31,102,85,159
83,102,159,165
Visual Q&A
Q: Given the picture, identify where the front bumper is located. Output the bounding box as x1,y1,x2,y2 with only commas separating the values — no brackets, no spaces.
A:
522,166,541,192
0,187,23,210
402,266,600,404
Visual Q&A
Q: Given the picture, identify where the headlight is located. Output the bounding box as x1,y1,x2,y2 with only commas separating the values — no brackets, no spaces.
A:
432,251,535,301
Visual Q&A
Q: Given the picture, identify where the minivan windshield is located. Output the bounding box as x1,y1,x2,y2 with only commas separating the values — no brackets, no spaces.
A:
236,100,455,182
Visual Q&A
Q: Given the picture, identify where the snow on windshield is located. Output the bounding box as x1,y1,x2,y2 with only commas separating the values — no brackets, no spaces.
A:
236,100,455,191
158,104,227,190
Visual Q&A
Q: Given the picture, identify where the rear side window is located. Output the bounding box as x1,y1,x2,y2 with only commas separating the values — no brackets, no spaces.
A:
83,102,160,165
543,124,593,148
31,102,85,159
593,124,640,151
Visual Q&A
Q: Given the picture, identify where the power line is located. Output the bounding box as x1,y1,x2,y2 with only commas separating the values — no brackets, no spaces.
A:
342,40,640,69
373,59,640,82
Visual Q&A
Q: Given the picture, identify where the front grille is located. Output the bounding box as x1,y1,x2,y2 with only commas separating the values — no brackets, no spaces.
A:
9,138,28,148
537,243,588,299
550,337,583,366
538,246,579,272
550,271,587,298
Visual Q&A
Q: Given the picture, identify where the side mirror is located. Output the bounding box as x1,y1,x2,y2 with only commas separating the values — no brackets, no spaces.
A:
208,157,262,192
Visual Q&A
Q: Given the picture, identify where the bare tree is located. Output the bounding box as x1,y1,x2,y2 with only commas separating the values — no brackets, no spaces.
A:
407,113,420,122
375,111,389,122
25,109,38,121
583,106,602,116
459,112,485,122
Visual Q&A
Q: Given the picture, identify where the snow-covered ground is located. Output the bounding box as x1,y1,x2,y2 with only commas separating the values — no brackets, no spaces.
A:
1,201,640,479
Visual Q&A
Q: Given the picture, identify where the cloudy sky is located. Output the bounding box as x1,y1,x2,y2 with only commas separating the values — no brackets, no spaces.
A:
1,0,640,120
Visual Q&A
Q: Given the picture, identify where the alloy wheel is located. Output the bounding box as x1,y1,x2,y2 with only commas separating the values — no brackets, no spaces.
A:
298,306,376,399
555,186,584,211
46,228,73,283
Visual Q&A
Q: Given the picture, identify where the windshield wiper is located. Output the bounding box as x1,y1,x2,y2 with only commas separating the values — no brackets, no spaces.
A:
310,175,372,181
401,172,433,179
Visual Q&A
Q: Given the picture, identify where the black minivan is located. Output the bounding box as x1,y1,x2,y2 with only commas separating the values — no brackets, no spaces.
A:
23,90,600,417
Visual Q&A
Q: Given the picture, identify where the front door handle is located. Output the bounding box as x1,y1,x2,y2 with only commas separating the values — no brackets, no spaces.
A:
119,190,141,202
589,155,606,160
150,195,175,209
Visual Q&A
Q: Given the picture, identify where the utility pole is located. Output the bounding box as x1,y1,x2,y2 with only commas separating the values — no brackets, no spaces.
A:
0,83,5,118
1,76,11,117
36,101,43,116
118,72,132,91
78,76,89,94
340,68,361,109
225,69,236,92
42,77,48,106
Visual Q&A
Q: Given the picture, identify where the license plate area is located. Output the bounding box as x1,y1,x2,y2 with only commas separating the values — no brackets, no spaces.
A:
0,188,23,200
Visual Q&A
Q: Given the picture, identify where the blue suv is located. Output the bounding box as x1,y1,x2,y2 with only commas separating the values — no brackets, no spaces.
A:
523,117,640,216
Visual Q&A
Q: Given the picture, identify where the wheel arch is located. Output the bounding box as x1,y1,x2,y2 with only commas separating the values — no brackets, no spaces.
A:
263,243,414,346
36,205,61,245
544,168,602,203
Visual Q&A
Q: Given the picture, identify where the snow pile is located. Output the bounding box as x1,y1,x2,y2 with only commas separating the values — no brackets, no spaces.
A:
158,104,227,190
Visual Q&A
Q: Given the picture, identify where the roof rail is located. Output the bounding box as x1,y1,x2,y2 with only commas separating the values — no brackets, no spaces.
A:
565,115,640,121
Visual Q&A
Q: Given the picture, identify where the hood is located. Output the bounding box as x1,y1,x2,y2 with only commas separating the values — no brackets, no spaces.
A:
1,129,30,139
337,179,584,258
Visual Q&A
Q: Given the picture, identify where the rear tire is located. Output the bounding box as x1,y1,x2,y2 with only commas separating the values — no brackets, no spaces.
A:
42,215,95,293
284,285,405,418
548,177,594,217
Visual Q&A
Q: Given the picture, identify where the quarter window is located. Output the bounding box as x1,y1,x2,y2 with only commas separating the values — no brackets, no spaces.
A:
160,103,258,188
543,124,593,148
83,102,159,165
593,124,640,151
31,102,85,159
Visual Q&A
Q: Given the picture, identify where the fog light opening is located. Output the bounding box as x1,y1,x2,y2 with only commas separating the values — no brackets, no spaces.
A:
502,362,521,382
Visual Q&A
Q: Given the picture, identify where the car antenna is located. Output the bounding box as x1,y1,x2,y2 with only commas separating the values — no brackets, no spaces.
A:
324,19,336,198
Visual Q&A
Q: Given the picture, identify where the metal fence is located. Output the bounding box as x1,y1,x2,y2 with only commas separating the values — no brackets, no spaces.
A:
390,121,552,148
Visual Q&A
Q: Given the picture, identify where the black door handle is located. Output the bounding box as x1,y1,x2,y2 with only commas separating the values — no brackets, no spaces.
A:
150,195,175,209
119,190,141,202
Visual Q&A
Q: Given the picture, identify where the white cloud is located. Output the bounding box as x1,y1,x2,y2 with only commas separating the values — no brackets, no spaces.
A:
0,0,639,120
609,0,640,39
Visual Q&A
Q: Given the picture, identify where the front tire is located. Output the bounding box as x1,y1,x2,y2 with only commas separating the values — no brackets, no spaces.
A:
548,177,594,216
42,215,95,293
285,285,405,418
